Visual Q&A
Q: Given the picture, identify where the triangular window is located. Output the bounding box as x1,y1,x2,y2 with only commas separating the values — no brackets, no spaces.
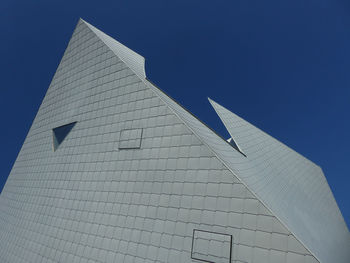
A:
52,122,77,151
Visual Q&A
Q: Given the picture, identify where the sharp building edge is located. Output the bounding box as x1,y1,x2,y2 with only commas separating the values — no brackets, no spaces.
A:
0,19,348,263
207,98,350,263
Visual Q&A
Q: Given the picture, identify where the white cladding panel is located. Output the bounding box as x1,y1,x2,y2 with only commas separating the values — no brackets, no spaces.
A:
145,82,349,263
209,98,350,263
0,19,346,263
84,19,146,80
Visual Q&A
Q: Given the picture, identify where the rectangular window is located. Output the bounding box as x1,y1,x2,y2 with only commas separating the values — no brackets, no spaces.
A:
118,128,143,149
191,229,232,263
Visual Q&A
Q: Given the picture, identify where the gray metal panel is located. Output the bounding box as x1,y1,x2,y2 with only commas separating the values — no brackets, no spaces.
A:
83,19,146,80
208,98,350,263
0,19,345,263
145,80,349,263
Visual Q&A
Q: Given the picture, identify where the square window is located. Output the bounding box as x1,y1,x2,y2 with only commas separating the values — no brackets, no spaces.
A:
191,229,232,263
118,128,143,149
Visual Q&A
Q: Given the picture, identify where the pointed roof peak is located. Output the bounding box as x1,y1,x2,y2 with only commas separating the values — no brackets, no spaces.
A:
206,97,350,263
207,97,215,104
82,19,146,79
208,97,245,155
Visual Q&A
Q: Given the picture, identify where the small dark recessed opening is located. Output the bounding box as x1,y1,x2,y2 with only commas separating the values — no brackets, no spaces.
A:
52,122,77,151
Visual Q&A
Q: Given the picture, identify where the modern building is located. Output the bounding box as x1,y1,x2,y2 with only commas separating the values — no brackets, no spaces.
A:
0,19,349,263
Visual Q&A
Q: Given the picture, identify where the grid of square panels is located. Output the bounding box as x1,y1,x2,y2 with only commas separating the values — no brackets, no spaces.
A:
0,20,319,263
207,99,348,263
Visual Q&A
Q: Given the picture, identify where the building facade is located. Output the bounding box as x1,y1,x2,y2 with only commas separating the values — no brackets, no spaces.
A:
0,19,349,263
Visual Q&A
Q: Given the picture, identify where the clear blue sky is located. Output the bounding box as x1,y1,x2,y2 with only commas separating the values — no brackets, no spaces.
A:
1,0,349,227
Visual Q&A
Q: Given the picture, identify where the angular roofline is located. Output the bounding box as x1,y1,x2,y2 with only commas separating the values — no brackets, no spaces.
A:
82,20,350,263
81,18,146,80
208,97,321,169
209,97,350,233
146,79,247,157
143,79,321,263
206,98,350,263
